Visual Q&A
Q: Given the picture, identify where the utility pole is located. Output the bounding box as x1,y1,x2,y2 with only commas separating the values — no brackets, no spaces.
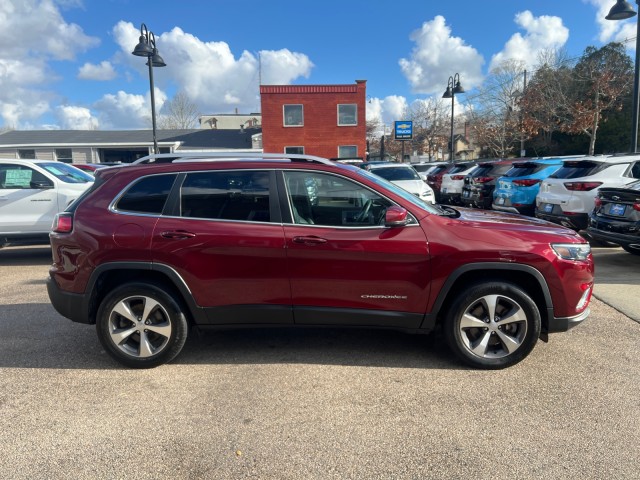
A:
520,70,527,157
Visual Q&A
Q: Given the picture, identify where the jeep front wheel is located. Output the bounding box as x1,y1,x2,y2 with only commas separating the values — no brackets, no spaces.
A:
444,282,541,369
96,283,188,368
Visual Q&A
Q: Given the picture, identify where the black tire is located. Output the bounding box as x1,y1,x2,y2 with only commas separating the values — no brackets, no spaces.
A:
443,282,541,369
96,282,188,368
622,244,640,256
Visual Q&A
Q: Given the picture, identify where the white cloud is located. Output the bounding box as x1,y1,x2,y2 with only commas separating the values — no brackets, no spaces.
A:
585,0,637,49
55,105,99,129
111,22,314,117
399,16,484,95
366,96,409,126
93,88,167,129
78,61,117,81
0,0,99,127
490,11,569,71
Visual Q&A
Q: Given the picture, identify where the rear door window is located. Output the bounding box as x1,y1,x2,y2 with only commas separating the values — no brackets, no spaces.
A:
115,174,178,214
180,170,272,222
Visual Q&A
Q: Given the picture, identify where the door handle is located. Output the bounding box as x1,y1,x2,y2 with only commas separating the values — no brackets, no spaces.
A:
161,230,196,239
293,236,327,246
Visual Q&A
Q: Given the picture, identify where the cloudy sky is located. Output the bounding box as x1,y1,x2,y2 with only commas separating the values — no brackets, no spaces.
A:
0,0,636,130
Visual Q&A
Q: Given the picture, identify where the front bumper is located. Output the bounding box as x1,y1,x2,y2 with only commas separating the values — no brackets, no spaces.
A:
545,307,590,334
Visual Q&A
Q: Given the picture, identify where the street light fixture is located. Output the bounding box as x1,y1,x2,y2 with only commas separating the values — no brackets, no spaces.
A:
132,23,166,154
442,73,464,161
606,0,638,152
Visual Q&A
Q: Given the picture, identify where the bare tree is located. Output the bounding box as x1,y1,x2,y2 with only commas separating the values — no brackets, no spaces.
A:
409,97,450,160
468,59,526,158
157,91,200,129
520,48,572,155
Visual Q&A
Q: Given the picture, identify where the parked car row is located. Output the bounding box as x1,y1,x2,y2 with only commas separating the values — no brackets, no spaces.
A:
408,155,640,256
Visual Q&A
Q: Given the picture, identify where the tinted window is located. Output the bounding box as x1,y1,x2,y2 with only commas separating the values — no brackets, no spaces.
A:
449,164,474,174
181,171,271,222
492,164,514,175
550,161,609,179
427,165,449,175
503,163,541,177
469,165,493,177
412,164,435,173
116,174,177,214
372,166,420,181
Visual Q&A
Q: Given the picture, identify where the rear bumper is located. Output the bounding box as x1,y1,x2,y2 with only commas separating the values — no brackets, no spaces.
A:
440,192,462,205
535,210,589,231
47,276,92,324
587,226,640,249
492,202,535,216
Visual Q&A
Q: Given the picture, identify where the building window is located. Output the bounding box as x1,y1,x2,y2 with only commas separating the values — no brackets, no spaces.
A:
338,104,357,126
285,146,304,155
18,149,36,159
283,105,303,127
338,146,357,158
55,149,73,163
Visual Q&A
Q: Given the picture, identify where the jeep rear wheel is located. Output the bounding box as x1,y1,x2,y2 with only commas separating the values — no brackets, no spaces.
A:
444,282,541,369
96,283,188,368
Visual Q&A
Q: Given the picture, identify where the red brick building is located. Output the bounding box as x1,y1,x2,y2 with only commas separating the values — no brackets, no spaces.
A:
260,80,367,159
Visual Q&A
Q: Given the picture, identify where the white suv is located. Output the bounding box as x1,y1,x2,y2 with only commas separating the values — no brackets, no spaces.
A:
0,159,94,247
535,155,640,231
440,162,478,205
366,163,435,204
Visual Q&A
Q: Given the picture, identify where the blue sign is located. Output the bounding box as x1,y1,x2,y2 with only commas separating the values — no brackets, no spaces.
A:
394,120,413,140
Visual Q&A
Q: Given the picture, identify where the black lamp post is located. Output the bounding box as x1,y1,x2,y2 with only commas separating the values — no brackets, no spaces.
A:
606,0,639,152
132,23,166,155
442,73,464,161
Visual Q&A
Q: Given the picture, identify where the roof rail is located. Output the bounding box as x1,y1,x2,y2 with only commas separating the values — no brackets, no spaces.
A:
132,151,335,166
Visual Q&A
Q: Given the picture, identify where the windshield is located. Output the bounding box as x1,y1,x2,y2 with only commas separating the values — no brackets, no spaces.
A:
371,166,420,181
40,163,94,183
354,168,439,213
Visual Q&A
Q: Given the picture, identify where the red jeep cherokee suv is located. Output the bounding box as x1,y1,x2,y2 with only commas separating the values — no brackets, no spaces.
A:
47,153,594,369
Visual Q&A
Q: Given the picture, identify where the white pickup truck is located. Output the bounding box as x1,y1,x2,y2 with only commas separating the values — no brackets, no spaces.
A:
0,159,94,248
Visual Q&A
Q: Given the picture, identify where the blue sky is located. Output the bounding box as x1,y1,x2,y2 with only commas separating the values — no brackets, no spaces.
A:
0,0,636,130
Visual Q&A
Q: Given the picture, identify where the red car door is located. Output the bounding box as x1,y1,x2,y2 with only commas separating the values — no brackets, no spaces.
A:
151,170,292,324
281,170,430,328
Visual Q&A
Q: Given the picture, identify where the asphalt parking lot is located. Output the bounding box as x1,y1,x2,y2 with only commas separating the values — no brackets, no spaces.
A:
0,245,638,479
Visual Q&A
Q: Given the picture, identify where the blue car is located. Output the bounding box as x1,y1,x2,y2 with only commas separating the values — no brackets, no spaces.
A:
492,158,567,216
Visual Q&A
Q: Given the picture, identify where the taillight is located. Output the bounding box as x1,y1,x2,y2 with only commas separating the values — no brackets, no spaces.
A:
451,175,465,180
512,179,541,187
634,203,640,212
594,197,602,208
563,182,602,191
52,213,73,233
474,176,494,183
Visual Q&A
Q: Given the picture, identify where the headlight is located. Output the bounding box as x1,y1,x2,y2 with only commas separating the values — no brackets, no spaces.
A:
550,243,591,261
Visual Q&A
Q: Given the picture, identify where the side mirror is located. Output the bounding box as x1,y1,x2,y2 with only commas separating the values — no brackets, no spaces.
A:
385,206,409,227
